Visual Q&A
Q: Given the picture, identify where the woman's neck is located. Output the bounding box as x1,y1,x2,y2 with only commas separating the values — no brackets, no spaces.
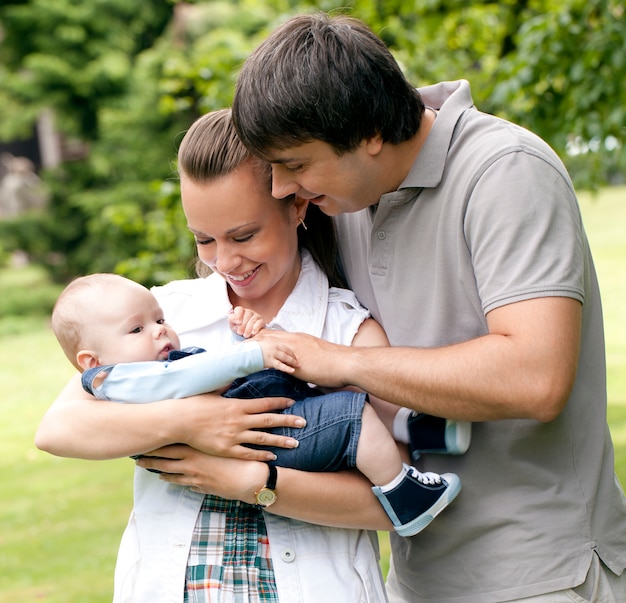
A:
232,295,283,325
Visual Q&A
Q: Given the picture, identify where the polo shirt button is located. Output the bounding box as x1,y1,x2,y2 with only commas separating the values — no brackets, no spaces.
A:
377,230,386,240
280,548,296,563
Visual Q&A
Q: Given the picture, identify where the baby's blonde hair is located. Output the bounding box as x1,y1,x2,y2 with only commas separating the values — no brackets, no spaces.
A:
52,273,132,371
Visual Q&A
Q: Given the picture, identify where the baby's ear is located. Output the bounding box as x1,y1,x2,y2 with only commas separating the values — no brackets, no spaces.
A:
76,350,100,371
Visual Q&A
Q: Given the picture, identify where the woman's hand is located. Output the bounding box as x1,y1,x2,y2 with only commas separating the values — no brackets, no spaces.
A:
36,373,305,461
137,445,393,531
176,394,305,461
137,445,267,503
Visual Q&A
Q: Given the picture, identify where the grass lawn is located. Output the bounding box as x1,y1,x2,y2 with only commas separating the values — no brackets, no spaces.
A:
1,186,625,601
0,271,134,603
580,187,626,472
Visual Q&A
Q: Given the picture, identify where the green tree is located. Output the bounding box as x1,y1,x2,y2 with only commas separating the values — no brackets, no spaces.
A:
337,0,624,190
0,0,281,284
0,0,185,284
491,0,625,189
0,0,173,140
0,0,623,284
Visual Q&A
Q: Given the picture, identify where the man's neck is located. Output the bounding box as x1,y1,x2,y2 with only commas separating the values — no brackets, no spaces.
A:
384,108,436,192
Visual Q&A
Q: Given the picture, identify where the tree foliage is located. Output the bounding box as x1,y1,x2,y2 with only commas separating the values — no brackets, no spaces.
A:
491,0,625,189
0,0,623,284
0,0,173,140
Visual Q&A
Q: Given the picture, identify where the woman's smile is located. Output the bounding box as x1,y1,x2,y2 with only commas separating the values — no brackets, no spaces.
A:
224,265,261,287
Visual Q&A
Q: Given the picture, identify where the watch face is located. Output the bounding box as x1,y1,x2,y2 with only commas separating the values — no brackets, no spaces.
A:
256,488,277,506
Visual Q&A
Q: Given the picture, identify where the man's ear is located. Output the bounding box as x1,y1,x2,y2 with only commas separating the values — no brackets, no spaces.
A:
363,133,384,157
76,350,100,371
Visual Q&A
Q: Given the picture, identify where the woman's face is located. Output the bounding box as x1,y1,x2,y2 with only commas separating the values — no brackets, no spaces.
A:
181,161,307,309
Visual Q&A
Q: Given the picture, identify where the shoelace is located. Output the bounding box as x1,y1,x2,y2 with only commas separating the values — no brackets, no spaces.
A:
408,466,443,485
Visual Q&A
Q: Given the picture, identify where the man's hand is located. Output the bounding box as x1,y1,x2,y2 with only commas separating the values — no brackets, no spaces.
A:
253,330,351,388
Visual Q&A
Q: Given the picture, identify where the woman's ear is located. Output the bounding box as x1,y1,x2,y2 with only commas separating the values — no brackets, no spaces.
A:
76,350,101,371
293,195,309,222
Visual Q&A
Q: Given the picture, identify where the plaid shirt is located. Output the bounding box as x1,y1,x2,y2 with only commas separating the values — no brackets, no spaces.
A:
184,495,278,603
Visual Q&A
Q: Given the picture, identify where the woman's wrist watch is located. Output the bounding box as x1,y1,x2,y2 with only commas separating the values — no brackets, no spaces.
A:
254,463,278,508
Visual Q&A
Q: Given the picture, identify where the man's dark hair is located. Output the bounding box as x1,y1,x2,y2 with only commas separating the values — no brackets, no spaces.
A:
232,12,425,157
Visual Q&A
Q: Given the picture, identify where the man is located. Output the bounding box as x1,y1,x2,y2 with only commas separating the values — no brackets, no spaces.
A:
232,12,626,603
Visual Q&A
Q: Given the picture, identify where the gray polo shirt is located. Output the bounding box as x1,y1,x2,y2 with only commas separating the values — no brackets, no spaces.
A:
335,80,626,602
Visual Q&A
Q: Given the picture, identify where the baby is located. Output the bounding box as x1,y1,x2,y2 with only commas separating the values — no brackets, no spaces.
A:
51,273,462,536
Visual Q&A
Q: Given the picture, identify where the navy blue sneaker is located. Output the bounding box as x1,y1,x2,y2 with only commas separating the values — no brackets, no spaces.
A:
372,465,461,537
408,412,471,461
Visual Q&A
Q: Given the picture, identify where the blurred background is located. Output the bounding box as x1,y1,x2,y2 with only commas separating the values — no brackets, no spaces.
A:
0,1,624,601
0,0,624,286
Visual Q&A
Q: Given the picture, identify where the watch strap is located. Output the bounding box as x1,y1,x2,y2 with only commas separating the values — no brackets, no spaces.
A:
266,463,277,490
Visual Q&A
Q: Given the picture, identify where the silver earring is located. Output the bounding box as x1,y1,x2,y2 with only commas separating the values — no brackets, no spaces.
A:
298,217,308,230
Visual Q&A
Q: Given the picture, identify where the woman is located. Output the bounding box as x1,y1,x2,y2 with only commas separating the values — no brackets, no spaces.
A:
36,109,393,602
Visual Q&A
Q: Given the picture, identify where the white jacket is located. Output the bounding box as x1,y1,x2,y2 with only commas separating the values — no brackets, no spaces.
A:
113,251,388,602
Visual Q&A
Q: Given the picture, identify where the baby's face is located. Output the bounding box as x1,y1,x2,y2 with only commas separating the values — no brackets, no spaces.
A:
88,281,180,365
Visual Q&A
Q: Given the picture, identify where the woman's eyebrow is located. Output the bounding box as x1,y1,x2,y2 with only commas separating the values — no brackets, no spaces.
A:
188,223,256,236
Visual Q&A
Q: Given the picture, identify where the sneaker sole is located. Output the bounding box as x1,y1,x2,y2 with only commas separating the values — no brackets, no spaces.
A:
410,420,472,458
394,473,462,537
445,421,472,455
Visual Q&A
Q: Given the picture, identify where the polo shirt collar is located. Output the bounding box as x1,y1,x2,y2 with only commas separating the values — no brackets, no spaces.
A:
399,79,474,191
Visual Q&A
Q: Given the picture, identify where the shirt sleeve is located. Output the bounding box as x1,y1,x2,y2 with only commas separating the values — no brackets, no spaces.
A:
464,150,586,314
323,287,371,345
91,342,265,403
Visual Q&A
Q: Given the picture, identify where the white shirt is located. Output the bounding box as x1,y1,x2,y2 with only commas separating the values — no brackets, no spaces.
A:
113,250,388,602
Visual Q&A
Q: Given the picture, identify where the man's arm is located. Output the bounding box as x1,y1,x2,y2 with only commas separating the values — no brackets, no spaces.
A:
254,296,582,423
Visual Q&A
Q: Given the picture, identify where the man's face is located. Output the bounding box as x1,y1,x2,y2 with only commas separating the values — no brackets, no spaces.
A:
266,139,384,215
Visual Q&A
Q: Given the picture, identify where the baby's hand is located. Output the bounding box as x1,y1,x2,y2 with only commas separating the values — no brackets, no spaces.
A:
258,338,299,373
229,306,265,338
